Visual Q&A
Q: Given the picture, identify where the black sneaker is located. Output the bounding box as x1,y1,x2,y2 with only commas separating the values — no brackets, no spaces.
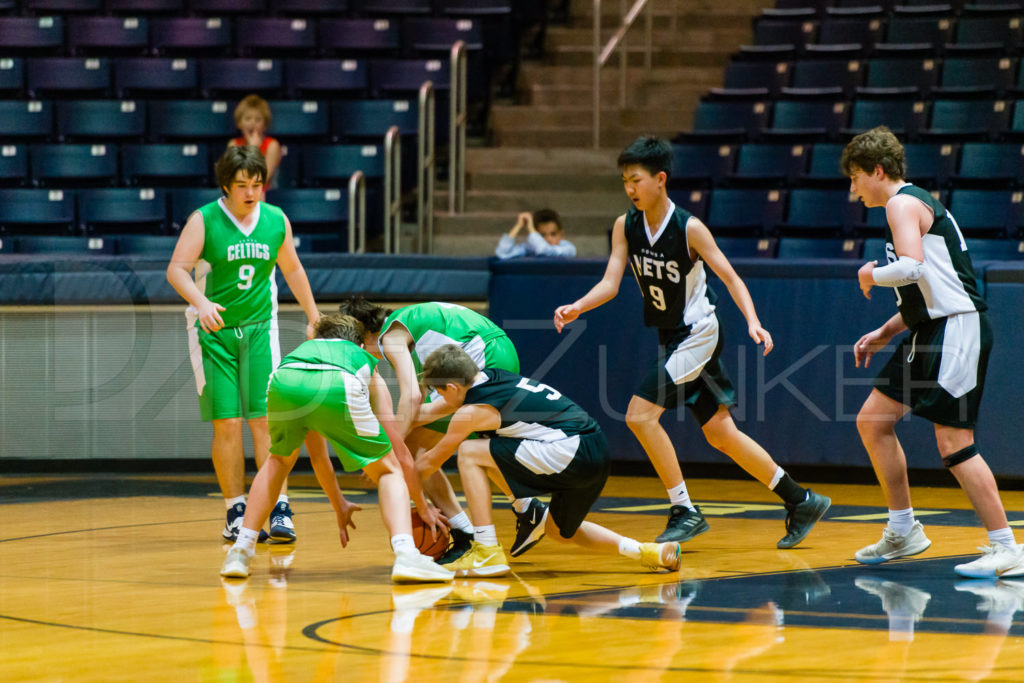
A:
269,501,297,543
655,505,709,543
510,499,549,557
436,528,474,566
777,490,831,549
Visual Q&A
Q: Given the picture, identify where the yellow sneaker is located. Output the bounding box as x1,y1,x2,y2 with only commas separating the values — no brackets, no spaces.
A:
640,542,681,572
443,541,510,578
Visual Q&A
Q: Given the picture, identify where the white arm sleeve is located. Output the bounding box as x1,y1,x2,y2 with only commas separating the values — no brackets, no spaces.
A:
872,256,924,287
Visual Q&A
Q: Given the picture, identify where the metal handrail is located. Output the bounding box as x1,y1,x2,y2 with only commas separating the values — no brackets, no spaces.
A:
417,80,436,253
448,39,467,215
347,170,366,254
592,0,654,149
383,125,401,254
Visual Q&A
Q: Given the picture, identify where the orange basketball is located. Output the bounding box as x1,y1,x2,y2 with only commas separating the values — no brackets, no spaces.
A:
410,509,450,560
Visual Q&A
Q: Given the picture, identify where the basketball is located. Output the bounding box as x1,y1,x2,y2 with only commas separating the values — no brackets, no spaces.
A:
410,509,450,560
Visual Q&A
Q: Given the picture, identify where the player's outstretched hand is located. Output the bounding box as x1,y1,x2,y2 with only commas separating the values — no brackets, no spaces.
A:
335,498,362,548
416,504,449,543
197,299,226,333
553,304,580,333
858,260,877,299
749,324,774,356
854,328,889,368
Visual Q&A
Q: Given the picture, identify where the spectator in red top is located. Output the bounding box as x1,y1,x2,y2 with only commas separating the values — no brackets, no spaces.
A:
229,95,282,196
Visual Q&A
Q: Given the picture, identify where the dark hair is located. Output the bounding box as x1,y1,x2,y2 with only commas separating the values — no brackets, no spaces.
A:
421,345,479,390
337,296,391,334
841,126,906,180
314,314,365,343
215,145,267,195
617,135,672,179
532,208,563,232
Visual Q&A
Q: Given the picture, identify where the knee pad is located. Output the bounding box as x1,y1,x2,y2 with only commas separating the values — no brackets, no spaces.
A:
942,444,979,468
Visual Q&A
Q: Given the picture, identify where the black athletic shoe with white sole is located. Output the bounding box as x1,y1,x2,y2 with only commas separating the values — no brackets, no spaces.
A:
510,499,548,557
655,504,709,543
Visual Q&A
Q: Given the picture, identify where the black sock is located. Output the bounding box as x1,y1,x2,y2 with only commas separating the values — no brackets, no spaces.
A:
773,473,807,506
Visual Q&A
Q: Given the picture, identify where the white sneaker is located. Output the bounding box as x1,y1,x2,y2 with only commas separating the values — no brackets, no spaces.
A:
392,552,455,584
954,543,1024,579
220,547,252,578
855,577,932,618
955,579,1024,615
854,521,931,565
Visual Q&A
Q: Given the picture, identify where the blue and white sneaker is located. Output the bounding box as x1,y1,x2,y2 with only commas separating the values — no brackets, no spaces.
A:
222,502,269,543
269,501,296,542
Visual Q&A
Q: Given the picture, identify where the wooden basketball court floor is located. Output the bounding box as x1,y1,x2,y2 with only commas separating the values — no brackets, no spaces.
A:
3,472,1024,682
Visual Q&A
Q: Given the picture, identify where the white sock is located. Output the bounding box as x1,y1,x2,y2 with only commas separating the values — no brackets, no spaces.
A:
988,527,1017,551
474,525,498,546
391,533,418,556
226,495,246,509
618,537,642,560
666,482,694,510
234,527,259,555
768,466,784,489
512,497,532,514
276,494,289,505
888,508,915,537
448,512,474,535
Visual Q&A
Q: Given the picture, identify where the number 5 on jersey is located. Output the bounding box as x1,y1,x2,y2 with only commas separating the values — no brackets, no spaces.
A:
517,378,562,400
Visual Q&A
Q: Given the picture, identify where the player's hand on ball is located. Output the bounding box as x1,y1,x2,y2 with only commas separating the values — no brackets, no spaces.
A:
553,304,580,333
416,504,449,543
749,324,773,356
335,498,362,548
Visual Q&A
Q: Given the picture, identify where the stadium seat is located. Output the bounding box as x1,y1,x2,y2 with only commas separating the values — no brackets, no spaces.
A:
0,17,65,55
669,143,737,188
904,142,959,187
357,0,432,15
121,144,211,186
845,99,927,138
921,99,1011,141
884,13,953,50
108,0,185,11
667,188,709,221
949,189,1021,237
31,144,118,187
266,100,329,141
17,235,116,254
200,58,284,99
0,188,77,235
303,145,384,186
722,61,791,95
0,146,29,187
706,188,786,235
57,100,147,142
752,17,816,47
953,15,1023,50
933,57,1015,98
0,101,54,141
115,234,180,255
789,59,863,97
284,59,368,98
79,188,169,235
115,58,200,99
67,17,149,56
151,18,234,56
318,19,401,55
170,188,222,230
403,18,486,53
686,100,770,142
436,0,512,14
735,45,799,63
26,58,112,99
1007,99,1024,139
272,188,349,235
714,236,778,258
861,235,888,259
966,237,1024,261
25,0,102,10
236,17,318,57
369,58,451,96
861,57,937,96
332,99,419,139
816,14,884,48
269,0,348,14
782,188,859,236
777,236,862,259
0,57,25,96
800,142,846,187
189,0,266,13
150,100,236,142
729,143,809,186
954,142,1024,187
763,100,848,141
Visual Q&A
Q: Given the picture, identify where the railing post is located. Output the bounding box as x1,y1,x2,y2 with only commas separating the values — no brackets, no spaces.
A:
417,80,435,253
347,170,365,254
383,125,401,254
448,40,466,215
593,0,601,149
619,0,627,108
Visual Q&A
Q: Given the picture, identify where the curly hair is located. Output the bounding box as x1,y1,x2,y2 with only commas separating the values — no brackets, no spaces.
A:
336,296,391,334
841,126,906,180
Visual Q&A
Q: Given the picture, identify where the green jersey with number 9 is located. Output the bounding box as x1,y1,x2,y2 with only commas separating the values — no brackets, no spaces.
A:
194,199,286,328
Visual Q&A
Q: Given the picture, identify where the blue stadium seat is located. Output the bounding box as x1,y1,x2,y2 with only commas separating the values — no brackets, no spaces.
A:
357,0,432,15
189,0,266,13
150,100,235,142
0,145,29,187
79,188,169,235
108,0,185,11
752,17,816,47
151,18,234,56
25,0,102,10
170,188,222,230
714,236,778,258
921,99,1011,141
0,101,54,141
763,100,848,141
861,57,937,96
884,13,953,50
17,235,116,254
782,188,859,236
285,59,368,98
272,188,349,235
722,61,791,95
777,236,862,259
270,0,348,14
845,99,927,138
403,18,486,53
200,58,284,98
0,188,77,235
955,142,1024,187
27,58,113,99
966,238,1024,261
436,0,512,14
815,14,884,47
729,143,809,187
949,189,1020,237
267,100,330,141
0,57,25,96
789,59,863,97
57,100,147,142
933,57,1015,98
687,100,770,142
707,188,786,236
0,17,65,55
861,236,888,260
667,188,709,221
303,145,384,186
669,143,737,188
31,144,118,187
116,234,180,255
1008,99,1024,139
67,17,149,56
318,19,401,55
115,58,200,99
800,142,846,187
369,58,451,95
954,15,1023,50
904,142,959,187
332,99,419,139
236,17,318,57
121,144,211,186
